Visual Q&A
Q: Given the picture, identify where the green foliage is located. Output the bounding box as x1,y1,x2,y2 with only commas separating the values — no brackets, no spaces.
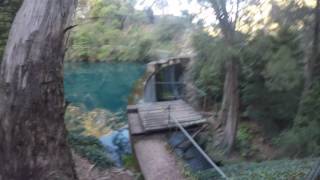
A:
155,17,187,42
68,131,113,168
263,28,303,91
236,124,255,158
240,29,303,132
192,158,318,180
191,28,303,132
68,0,192,62
275,83,320,157
65,105,125,137
122,154,139,170
191,31,228,104
64,105,126,168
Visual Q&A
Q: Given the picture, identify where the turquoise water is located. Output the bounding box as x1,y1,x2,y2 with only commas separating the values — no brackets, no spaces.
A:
64,62,145,112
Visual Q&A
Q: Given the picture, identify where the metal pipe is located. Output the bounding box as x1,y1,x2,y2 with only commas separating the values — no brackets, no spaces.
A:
170,114,228,179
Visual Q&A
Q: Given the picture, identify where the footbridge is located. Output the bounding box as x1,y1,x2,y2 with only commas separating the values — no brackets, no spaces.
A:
127,57,227,180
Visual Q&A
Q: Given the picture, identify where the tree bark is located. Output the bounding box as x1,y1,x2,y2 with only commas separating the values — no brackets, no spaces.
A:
296,0,320,121
216,60,239,153
0,0,78,179
209,0,240,153
304,0,320,88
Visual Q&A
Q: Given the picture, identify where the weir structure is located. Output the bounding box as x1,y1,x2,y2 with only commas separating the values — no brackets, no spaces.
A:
127,57,227,180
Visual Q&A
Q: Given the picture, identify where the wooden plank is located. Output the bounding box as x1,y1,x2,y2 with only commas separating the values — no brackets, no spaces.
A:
138,107,194,113
140,113,202,121
128,112,145,135
144,119,206,127
136,100,207,132
140,115,202,123
127,105,138,113
144,120,207,131
138,107,193,113
143,116,203,125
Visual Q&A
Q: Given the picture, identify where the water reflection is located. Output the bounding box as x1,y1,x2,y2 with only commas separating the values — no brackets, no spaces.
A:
64,62,145,111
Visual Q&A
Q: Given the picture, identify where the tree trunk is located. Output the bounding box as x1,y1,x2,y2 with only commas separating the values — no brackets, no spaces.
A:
0,0,78,179
209,0,239,154
296,0,320,120
304,0,320,88
216,59,239,153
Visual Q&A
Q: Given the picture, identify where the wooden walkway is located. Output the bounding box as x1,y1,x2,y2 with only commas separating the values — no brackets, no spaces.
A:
127,100,207,180
128,100,207,135
127,57,210,180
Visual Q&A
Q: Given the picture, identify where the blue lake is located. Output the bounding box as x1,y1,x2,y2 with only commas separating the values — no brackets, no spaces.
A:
64,62,145,112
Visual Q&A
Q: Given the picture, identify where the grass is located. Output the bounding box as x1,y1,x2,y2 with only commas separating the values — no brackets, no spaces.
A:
190,158,319,180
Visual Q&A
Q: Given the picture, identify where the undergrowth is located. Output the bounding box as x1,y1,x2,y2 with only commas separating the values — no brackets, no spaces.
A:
191,158,318,180
68,131,113,168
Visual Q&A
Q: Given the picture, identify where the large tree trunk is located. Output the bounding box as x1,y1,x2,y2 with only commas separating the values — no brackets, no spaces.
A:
296,0,320,120
0,0,78,179
304,0,320,88
209,0,239,154
216,59,239,153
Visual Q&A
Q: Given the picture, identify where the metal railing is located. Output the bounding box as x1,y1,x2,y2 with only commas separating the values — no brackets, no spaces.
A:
166,105,228,179
154,81,208,109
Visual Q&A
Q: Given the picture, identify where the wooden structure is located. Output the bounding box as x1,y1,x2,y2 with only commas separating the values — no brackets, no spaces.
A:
128,100,206,134
127,57,211,180
128,57,207,134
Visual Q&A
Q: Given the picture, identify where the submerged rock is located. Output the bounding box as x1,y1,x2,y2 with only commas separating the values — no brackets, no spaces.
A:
100,128,132,167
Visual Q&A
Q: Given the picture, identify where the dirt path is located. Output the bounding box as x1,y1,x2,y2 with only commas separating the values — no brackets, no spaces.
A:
133,134,186,180
73,153,134,180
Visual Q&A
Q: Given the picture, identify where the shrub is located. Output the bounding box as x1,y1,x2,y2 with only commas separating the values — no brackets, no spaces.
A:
275,83,320,157
68,131,113,168
236,124,255,158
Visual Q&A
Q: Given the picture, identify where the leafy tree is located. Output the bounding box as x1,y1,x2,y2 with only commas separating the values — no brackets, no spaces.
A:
277,0,320,157
197,0,246,154
241,29,303,133
67,0,194,62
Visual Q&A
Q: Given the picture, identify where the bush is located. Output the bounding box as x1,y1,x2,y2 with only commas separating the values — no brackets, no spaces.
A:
275,83,320,157
236,124,255,158
68,131,113,168
123,154,139,170
191,31,228,105
155,17,186,42
240,29,303,133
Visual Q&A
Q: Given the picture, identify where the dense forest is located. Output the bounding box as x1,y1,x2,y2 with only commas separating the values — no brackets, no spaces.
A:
67,0,195,62
0,0,319,179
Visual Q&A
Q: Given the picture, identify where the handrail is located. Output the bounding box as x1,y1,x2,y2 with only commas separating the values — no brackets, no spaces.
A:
166,105,228,179
143,103,227,178
154,81,206,97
